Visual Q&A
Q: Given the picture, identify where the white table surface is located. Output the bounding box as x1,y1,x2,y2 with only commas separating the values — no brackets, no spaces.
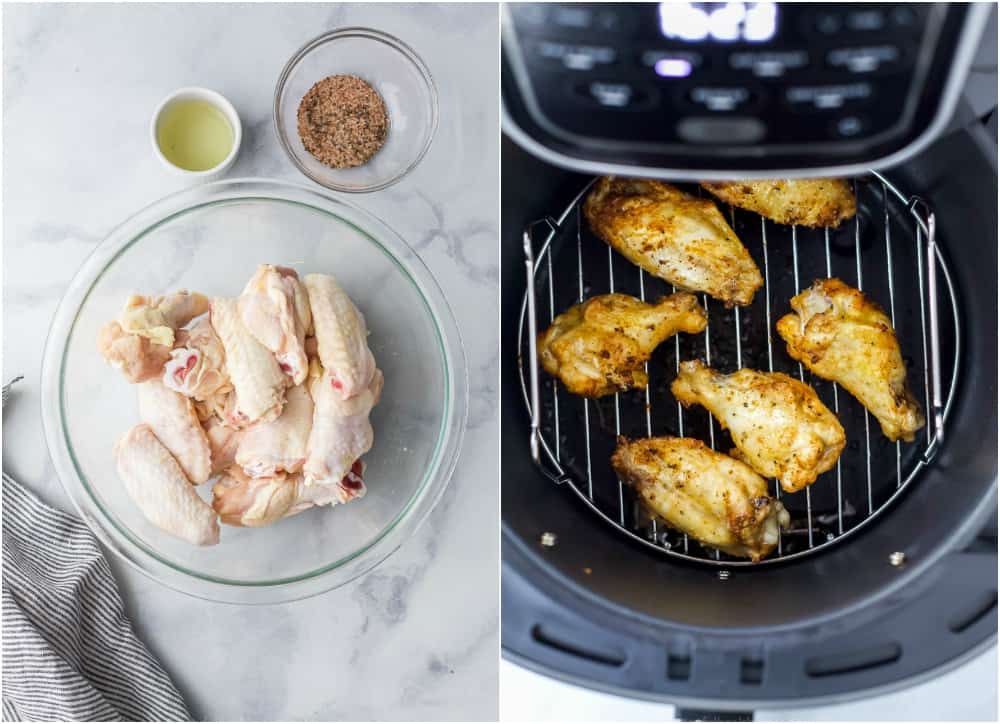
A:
2,3,498,720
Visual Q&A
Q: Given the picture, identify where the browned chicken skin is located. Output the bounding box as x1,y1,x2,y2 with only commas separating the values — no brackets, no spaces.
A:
671,360,845,492
538,292,707,398
700,179,856,228
611,436,789,562
776,278,925,442
584,177,763,307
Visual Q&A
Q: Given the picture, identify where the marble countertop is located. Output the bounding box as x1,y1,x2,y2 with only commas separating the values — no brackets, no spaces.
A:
2,3,498,720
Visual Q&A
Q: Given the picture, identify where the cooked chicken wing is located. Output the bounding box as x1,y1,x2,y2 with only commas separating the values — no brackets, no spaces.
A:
671,360,845,492
137,379,213,484
98,321,173,383
700,179,856,228
303,363,382,501
304,273,376,398
583,177,763,307
163,317,232,404
235,383,313,478
776,278,925,442
114,424,219,545
538,292,707,398
211,462,365,527
611,437,789,561
209,297,287,426
239,265,312,385
118,291,209,348
203,416,242,476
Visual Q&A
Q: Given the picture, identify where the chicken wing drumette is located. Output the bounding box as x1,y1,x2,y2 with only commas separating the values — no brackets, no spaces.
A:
538,292,707,398
700,178,856,228
611,436,789,561
671,360,845,492
583,177,763,306
776,278,925,442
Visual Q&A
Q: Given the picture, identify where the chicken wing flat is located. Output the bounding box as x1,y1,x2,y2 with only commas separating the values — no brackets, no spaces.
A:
304,363,382,501
137,379,213,484
304,273,376,399
583,177,763,307
671,360,845,492
776,278,925,442
239,265,312,385
209,297,287,426
538,292,707,398
211,462,365,527
115,424,219,545
203,415,242,476
700,179,856,228
611,437,788,561
235,382,313,478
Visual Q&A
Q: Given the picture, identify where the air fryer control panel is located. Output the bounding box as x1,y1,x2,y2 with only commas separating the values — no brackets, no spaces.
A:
502,2,984,176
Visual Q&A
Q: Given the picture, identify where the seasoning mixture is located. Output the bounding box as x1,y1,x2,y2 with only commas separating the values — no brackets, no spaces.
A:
297,75,389,169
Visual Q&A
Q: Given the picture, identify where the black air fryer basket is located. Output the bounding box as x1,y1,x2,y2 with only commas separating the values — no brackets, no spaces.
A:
501,125,997,712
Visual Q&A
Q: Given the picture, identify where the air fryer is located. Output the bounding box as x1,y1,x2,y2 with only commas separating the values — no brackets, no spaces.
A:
501,2,997,718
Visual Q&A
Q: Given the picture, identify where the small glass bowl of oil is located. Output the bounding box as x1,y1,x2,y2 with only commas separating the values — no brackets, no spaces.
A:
151,88,241,178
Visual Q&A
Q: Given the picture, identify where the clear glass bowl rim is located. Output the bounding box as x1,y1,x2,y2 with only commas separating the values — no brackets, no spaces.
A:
40,178,469,604
273,26,440,193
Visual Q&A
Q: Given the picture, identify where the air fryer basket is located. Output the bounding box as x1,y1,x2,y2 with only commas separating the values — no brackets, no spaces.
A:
501,126,997,706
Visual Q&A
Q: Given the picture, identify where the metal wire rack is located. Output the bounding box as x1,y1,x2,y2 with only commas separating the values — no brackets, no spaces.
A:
518,173,960,567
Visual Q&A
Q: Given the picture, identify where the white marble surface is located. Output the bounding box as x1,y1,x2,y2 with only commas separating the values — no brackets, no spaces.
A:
2,3,498,720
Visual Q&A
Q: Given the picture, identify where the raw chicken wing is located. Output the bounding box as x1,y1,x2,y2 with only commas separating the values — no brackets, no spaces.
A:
114,424,219,545
209,297,287,425
163,317,232,406
304,364,382,501
538,292,707,398
239,265,312,385
583,177,763,306
137,379,213,484
235,383,313,478
119,291,209,347
777,278,925,442
611,437,789,561
701,179,856,228
212,462,364,527
671,360,845,492
203,416,242,476
98,321,172,383
304,273,376,398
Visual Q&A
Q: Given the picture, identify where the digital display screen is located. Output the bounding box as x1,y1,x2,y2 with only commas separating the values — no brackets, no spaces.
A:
658,2,778,43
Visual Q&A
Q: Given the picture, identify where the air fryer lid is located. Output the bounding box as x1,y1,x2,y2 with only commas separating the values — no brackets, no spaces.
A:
500,127,996,702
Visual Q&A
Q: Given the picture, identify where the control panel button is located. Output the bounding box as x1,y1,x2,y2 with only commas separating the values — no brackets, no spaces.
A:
577,81,649,109
511,4,547,26
676,117,766,144
729,50,808,78
552,6,592,29
827,45,900,74
689,87,753,112
786,82,873,110
537,41,616,71
831,115,868,138
641,49,703,75
812,12,842,35
846,9,886,31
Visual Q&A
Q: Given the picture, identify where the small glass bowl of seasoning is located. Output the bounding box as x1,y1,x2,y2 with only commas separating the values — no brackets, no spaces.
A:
274,27,438,193
151,87,242,179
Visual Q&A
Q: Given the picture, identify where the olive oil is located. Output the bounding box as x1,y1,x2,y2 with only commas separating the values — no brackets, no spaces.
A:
156,99,234,171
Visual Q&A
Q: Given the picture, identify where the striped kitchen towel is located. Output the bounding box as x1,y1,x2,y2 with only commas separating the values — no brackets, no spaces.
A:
2,472,192,721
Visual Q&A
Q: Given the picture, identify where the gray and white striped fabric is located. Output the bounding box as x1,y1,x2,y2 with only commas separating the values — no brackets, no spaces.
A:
2,473,192,721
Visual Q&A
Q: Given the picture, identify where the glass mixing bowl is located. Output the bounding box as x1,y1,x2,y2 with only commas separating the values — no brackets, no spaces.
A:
41,179,468,603
274,27,438,193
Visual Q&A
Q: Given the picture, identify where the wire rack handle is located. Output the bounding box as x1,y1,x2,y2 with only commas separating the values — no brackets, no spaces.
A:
523,217,572,486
